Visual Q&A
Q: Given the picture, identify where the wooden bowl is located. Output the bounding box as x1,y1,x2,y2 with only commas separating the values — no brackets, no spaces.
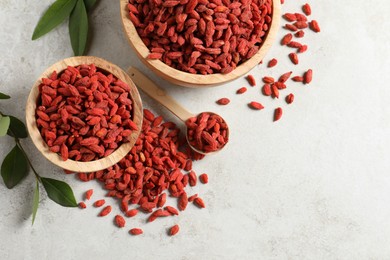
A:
120,0,281,87
26,56,143,173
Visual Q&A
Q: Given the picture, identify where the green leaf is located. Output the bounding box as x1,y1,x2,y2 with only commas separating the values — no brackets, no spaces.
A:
0,92,10,99
0,115,10,136
84,0,97,11
41,177,78,207
32,180,39,225
1,145,29,189
69,0,88,56
7,116,28,139
32,0,78,40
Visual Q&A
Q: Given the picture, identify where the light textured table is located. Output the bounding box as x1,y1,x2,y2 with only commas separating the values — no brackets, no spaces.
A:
1,0,390,259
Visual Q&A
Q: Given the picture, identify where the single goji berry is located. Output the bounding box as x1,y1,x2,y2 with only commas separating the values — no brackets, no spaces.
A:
169,225,180,236
115,215,126,228
129,228,143,235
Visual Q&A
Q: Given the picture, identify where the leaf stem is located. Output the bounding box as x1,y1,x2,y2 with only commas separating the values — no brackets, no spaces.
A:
14,138,41,181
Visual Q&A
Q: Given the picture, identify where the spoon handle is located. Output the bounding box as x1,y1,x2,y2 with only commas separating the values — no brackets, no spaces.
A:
127,67,195,122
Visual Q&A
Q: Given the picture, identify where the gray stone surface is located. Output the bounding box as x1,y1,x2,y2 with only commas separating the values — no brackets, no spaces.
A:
1,0,390,259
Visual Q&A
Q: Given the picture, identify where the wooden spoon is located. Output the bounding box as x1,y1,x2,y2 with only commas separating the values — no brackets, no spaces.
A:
127,67,229,155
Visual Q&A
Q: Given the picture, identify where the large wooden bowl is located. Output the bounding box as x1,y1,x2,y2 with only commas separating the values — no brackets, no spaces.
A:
26,56,143,173
120,0,281,87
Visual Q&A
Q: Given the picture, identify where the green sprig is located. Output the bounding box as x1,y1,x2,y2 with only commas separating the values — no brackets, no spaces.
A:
32,0,98,56
0,93,78,225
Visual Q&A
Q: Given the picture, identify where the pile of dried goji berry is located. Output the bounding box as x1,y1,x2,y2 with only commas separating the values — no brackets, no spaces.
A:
36,64,138,161
186,112,229,153
127,0,273,74
216,2,320,122
76,109,208,236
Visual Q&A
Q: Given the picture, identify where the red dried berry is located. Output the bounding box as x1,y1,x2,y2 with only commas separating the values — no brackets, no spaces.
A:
291,76,304,82
302,3,311,16
216,98,230,105
309,20,321,32
278,71,293,83
188,194,198,202
287,41,303,48
199,173,208,184
99,205,112,217
85,189,93,200
248,102,264,110
165,206,179,215
295,13,307,22
286,94,294,104
262,76,274,84
267,58,278,68
126,209,139,217
94,199,105,207
281,33,293,45
247,74,256,86
289,53,299,65
298,45,308,53
274,82,286,90
193,197,206,208
178,193,188,211
78,202,86,209
157,193,167,208
293,21,308,29
283,13,296,22
284,24,298,31
304,69,313,84
274,108,283,122
295,30,305,38
236,87,247,94
169,225,180,236
129,228,143,235
272,85,279,99
115,215,126,228
262,84,272,96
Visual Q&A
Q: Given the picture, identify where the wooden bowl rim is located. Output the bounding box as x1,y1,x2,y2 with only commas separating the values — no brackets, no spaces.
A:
120,0,281,87
25,56,143,173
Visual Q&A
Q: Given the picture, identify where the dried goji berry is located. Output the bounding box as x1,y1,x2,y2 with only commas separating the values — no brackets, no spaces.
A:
99,205,112,217
302,3,312,16
286,94,294,104
78,202,86,209
216,98,230,105
267,59,278,68
309,20,321,32
94,199,105,207
115,215,126,228
274,108,283,122
199,173,208,184
193,197,206,208
236,87,247,94
246,75,256,87
129,228,143,235
169,225,180,236
248,102,264,110
304,69,313,84
85,189,93,200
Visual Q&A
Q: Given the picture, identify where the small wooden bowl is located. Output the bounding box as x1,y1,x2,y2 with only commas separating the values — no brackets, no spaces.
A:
26,56,143,173
120,0,281,87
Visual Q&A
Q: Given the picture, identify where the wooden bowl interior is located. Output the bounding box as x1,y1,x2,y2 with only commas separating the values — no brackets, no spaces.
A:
120,0,281,87
26,56,143,173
